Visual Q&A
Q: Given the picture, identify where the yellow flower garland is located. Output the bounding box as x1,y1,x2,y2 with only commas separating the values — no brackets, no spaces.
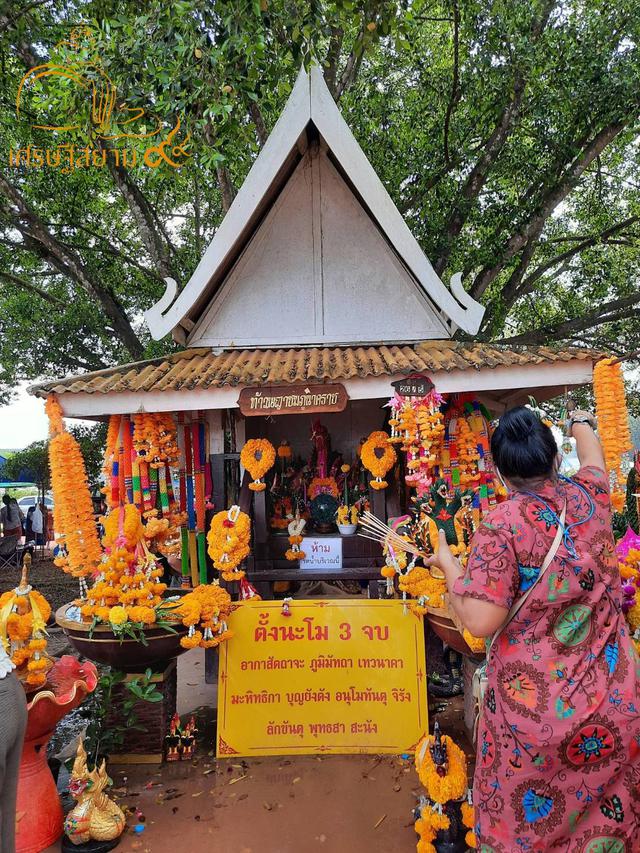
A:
414,806,450,853
414,732,468,802
361,431,397,490
206,506,251,580
593,357,632,508
171,582,233,649
46,394,102,579
0,559,53,688
241,439,276,491
461,801,477,849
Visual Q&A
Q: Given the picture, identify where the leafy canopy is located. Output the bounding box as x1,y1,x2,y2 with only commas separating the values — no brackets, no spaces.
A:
1,0,639,403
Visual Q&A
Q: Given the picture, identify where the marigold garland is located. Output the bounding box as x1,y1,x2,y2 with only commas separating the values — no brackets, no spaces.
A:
170,582,233,649
0,558,53,688
461,800,476,849
593,357,632,505
46,394,102,580
414,806,450,853
79,505,168,629
206,506,251,580
462,629,486,654
285,534,305,561
361,431,397,490
414,732,468,802
240,439,276,491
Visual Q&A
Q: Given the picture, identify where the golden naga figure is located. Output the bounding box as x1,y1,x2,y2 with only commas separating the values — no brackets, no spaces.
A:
64,740,125,846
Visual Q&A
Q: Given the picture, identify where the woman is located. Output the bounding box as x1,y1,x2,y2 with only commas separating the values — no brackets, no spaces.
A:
0,640,27,852
0,496,23,538
428,405,639,851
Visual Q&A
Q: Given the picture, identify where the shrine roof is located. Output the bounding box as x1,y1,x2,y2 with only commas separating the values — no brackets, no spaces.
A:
30,341,601,398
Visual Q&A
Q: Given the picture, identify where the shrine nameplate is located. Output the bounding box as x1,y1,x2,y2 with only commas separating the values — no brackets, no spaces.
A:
216,599,427,757
391,374,434,397
238,383,348,416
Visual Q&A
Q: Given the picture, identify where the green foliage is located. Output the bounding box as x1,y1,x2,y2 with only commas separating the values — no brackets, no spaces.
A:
0,422,106,491
78,667,163,766
1,0,640,400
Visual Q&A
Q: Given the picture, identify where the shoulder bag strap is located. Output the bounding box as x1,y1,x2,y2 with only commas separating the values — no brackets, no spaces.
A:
487,499,566,656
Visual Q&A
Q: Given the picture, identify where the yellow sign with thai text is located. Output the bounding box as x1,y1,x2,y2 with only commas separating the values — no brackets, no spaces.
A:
217,599,427,757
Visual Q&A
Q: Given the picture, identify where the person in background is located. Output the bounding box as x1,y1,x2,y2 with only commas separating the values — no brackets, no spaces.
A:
25,506,35,542
31,503,45,546
0,496,23,538
428,405,639,850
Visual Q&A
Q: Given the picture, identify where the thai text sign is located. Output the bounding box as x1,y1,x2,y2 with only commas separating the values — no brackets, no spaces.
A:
216,600,427,757
299,537,342,570
391,374,434,398
238,383,348,416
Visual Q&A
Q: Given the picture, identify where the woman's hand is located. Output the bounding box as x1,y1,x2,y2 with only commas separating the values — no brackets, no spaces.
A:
426,528,508,638
425,528,463,578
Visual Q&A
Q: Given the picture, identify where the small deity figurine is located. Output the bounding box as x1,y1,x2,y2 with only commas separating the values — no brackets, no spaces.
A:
165,713,181,762
453,490,479,555
180,717,196,761
64,739,125,847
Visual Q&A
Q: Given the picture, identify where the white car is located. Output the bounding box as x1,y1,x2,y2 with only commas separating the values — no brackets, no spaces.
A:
17,496,53,512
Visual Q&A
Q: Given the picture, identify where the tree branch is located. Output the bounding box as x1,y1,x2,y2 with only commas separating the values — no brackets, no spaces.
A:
442,0,460,167
248,101,268,147
324,25,344,98
101,142,175,281
472,119,632,299
216,165,236,214
0,170,144,359
433,0,556,276
0,270,64,305
497,293,640,345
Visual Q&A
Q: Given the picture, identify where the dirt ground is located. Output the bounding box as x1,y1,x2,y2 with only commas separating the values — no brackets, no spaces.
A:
10,560,475,853
42,690,472,853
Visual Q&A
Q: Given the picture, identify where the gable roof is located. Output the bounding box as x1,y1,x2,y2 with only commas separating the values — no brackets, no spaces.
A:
145,66,485,346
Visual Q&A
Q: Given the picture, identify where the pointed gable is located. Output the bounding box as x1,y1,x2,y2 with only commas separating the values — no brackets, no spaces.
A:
145,66,484,347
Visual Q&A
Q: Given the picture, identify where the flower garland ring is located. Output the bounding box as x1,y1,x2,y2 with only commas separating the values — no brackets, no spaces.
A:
207,506,251,581
241,439,276,491
361,430,396,490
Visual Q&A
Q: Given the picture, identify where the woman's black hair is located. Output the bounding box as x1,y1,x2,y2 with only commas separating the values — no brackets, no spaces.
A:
491,406,558,482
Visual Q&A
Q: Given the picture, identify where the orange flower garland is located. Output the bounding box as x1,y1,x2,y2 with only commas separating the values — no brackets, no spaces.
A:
593,357,632,510
361,431,397,490
398,566,446,613
206,506,251,580
461,800,477,849
241,439,276,491
0,557,53,688
80,505,168,628
414,732,468,803
46,394,102,582
171,582,233,649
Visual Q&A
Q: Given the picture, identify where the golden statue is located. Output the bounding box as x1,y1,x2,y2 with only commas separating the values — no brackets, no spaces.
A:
64,740,125,846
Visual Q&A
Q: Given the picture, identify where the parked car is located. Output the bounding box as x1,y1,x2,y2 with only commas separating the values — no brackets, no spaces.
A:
17,496,54,512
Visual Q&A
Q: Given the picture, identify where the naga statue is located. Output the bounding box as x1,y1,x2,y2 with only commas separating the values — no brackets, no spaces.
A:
63,739,125,848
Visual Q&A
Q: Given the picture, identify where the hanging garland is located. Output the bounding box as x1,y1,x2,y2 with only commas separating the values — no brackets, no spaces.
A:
172,582,233,649
461,800,477,849
46,394,102,584
241,439,276,491
0,557,53,688
593,357,632,511
361,431,397,490
80,504,169,630
206,506,251,580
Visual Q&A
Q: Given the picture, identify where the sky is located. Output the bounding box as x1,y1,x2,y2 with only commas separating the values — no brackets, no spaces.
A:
0,383,49,449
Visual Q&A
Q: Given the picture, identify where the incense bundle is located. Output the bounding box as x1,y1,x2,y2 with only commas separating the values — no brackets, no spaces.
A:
357,511,429,560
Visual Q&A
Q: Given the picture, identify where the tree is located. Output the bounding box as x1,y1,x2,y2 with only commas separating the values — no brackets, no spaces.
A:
0,422,106,497
1,0,639,403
